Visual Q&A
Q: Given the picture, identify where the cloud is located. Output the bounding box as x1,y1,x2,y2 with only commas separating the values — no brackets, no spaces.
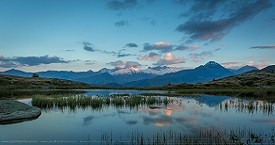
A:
189,47,221,62
66,49,75,52
154,52,185,66
101,49,135,58
84,60,96,65
176,0,272,42
0,55,68,68
108,0,137,11
143,41,174,53
137,52,160,61
107,60,141,70
124,42,138,48
250,45,275,49
0,55,4,61
143,17,156,25
117,53,133,58
115,20,128,27
221,61,266,69
175,44,200,51
182,0,224,20
83,41,96,52
189,51,213,62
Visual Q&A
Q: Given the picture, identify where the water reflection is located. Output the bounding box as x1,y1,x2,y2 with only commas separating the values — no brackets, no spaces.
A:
1,93,274,145
219,99,274,114
142,115,173,127
83,116,94,126
83,89,166,96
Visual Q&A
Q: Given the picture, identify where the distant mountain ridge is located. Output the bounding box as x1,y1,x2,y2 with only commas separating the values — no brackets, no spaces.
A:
1,61,266,87
231,65,259,74
125,61,234,87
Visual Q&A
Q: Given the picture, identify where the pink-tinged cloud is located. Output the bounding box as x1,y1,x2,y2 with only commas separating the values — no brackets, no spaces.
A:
154,52,185,66
221,60,267,69
143,41,174,53
137,52,160,61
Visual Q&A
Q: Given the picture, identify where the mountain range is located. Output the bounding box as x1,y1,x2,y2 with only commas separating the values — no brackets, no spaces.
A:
0,61,261,87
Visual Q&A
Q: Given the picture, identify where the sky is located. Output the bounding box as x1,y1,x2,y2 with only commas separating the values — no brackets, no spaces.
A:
0,0,275,72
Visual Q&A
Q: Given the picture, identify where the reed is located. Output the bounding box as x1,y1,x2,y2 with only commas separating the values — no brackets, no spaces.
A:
96,128,275,145
32,94,171,110
218,99,274,115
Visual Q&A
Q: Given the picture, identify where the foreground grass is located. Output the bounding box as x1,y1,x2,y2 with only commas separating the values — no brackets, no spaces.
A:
95,128,275,145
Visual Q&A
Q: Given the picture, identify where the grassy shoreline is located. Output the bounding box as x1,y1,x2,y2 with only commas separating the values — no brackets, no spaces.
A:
0,86,274,102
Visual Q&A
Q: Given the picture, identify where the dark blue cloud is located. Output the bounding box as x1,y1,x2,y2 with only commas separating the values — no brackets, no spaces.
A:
176,0,273,42
108,0,137,11
13,55,68,66
83,41,96,52
115,20,128,27
124,42,138,48
0,55,68,68
250,45,275,49
143,42,174,53
117,53,133,58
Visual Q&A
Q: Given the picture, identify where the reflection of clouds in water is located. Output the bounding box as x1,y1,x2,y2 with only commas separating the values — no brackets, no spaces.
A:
165,103,184,116
83,116,94,126
139,103,184,117
190,106,212,118
142,115,173,127
139,108,161,116
250,119,275,124
126,120,138,125
175,117,198,125
164,109,173,116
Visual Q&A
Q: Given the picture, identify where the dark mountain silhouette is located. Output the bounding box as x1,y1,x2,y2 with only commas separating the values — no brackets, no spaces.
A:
125,61,234,87
77,72,155,85
2,69,31,77
1,61,269,88
260,65,275,73
232,65,259,74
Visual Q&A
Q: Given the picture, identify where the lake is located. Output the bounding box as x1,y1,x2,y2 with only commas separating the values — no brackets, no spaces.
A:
0,89,274,144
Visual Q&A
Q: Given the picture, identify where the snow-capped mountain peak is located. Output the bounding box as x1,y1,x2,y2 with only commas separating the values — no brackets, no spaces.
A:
204,61,220,67
143,66,180,75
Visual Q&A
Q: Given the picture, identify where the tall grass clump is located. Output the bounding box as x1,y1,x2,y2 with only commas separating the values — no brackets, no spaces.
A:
32,94,172,110
96,128,275,145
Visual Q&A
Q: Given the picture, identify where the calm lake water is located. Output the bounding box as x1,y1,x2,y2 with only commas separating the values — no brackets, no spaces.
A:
0,90,274,145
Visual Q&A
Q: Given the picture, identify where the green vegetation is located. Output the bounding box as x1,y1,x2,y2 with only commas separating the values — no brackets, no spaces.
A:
32,94,171,110
97,128,275,145
219,99,274,115
147,72,275,102
0,74,93,90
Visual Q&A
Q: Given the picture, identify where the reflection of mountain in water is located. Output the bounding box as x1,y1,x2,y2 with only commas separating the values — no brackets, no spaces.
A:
195,95,229,107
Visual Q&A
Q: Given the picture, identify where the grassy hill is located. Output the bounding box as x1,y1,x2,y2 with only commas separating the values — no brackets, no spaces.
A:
0,74,93,90
154,71,275,102
209,72,274,87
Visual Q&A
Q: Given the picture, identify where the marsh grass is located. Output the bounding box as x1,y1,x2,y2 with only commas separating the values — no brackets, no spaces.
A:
96,128,275,145
219,99,274,115
32,94,171,110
